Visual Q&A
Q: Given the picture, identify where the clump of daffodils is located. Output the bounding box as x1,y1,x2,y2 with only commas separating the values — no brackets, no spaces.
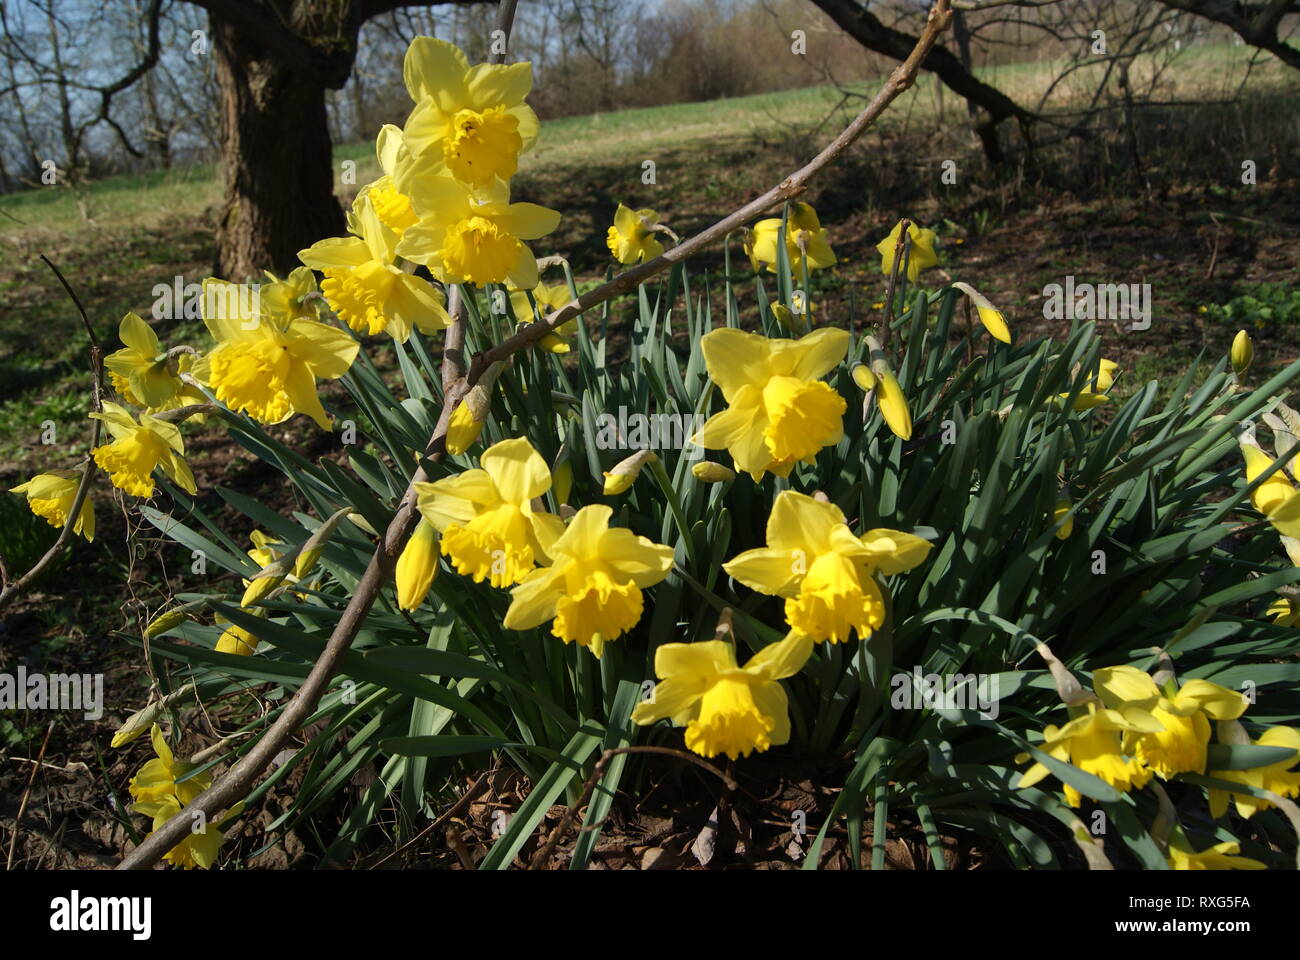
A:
1017,657,1300,829
62,32,1300,875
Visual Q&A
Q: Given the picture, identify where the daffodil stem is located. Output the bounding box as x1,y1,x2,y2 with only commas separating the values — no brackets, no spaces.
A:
880,219,911,350
0,257,103,611
648,457,698,568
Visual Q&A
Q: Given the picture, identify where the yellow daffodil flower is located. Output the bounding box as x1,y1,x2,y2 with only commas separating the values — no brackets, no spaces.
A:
414,437,566,588
746,202,836,275
1094,665,1247,779
1168,840,1266,870
1239,438,1300,537
128,723,211,805
1053,497,1074,540
503,504,673,658
693,327,849,481
875,220,939,282
1016,702,1156,807
1208,725,1300,819
1267,595,1300,626
201,278,359,430
10,470,94,541
394,175,560,289
129,795,229,870
131,794,243,870
215,619,258,656
357,124,419,235
606,203,665,264
104,312,188,409
1058,358,1119,410
724,491,931,644
396,518,439,610
90,402,196,498
299,194,450,342
509,281,574,352
951,282,1011,343
632,631,813,760
399,37,539,187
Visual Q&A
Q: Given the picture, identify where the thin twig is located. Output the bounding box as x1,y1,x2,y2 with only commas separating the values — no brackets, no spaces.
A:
0,256,104,609
6,720,54,870
115,0,955,870
369,771,493,869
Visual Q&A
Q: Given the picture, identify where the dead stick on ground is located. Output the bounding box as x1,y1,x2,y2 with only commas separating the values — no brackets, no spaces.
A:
116,0,955,870
6,720,54,870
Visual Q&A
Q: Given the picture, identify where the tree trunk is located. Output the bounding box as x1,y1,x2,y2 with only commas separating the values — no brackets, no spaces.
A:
211,11,345,281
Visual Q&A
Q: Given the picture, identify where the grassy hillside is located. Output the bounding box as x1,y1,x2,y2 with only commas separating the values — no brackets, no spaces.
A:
0,43,1295,473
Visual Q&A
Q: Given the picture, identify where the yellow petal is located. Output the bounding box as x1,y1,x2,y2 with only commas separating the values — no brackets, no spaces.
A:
481,437,551,504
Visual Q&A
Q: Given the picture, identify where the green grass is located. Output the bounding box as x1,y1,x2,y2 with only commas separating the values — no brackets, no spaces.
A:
4,41,1281,236
0,42,1294,479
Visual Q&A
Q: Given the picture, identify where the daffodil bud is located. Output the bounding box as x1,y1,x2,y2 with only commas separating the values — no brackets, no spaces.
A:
1035,641,1094,708
874,367,912,441
692,461,736,483
445,361,505,455
110,682,196,748
863,336,912,441
550,440,573,505
851,363,876,392
1231,329,1253,376
1215,717,1252,746
147,606,189,634
1263,403,1300,481
1053,496,1074,540
446,399,481,455
241,569,286,608
293,507,355,580
396,518,439,611
951,281,1012,344
603,449,657,495
348,512,379,537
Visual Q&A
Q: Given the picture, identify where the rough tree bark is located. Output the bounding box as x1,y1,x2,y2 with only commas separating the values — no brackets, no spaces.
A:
194,0,492,280
209,9,348,279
